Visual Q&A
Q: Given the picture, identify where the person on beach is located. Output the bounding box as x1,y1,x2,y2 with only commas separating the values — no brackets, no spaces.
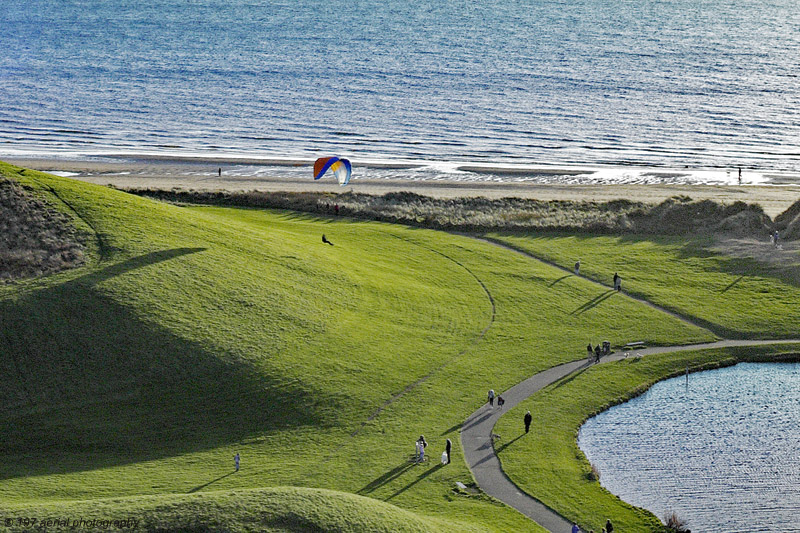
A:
613,272,621,291
416,435,428,462
234,453,240,472
488,389,495,407
218,167,221,177
497,396,505,409
574,260,580,275
524,410,532,433
738,167,742,185
445,438,452,464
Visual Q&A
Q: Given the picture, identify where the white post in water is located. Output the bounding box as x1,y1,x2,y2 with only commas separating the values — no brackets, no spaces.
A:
685,365,689,391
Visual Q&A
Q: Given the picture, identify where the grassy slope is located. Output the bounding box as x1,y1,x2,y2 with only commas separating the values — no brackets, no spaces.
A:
494,343,800,533
490,233,800,339
2,486,472,533
0,162,713,531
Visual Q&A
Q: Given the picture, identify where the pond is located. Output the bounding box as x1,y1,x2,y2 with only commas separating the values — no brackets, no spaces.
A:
578,362,800,532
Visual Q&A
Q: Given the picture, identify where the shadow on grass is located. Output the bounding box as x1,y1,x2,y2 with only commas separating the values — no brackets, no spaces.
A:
358,461,417,495
386,463,444,501
721,275,745,293
0,249,332,480
188,471,236,493
440,423,461,436
494,433,525,454
570,290,616,315
549,274,571,287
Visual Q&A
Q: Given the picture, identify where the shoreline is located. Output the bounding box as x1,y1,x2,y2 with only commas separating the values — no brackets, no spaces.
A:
6,157,800,218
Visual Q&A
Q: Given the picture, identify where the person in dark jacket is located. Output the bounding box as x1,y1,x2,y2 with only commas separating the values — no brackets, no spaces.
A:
524,410,532,433
445,438,452,464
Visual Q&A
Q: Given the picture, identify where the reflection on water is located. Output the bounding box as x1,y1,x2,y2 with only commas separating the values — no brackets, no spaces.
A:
579,363,800,532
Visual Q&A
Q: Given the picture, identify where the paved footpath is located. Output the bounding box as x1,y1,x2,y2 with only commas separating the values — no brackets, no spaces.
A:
461,339,800,533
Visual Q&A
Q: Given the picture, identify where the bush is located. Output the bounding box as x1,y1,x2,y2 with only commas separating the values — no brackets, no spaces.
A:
126,188,775,238
0,178,87,281
663,510,691,532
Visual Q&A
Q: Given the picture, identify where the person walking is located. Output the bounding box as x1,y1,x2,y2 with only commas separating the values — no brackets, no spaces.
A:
416,435,427,463
587,342,594,361
605,519,614,533
613,272,621,291
445,438,452,464
574,260,580,275
524,410,532,434
234,453,240,472
488,389,495,407
572,524,581,533
497,396,505,409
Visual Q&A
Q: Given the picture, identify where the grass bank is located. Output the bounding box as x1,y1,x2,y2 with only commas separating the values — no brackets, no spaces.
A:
489,233,800,339
494,343,800,533
0,162,716,531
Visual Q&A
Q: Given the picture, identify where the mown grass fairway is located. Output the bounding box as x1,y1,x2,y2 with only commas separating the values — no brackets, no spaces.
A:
490,233,800,339
2,161,773,532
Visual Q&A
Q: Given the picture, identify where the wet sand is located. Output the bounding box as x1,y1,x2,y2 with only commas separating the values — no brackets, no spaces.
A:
7,157,800,218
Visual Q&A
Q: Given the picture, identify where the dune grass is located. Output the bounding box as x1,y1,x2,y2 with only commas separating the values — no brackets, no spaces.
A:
0,161,719,531
494,343,800,533
490,233,800,339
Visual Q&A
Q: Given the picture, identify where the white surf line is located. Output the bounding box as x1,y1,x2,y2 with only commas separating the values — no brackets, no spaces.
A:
462,339,800,532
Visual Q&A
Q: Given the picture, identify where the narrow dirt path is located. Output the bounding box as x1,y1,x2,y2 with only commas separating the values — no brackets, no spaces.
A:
476,236,722,336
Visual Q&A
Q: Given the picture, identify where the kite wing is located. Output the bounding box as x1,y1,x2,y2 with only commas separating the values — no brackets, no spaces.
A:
314,157,352,186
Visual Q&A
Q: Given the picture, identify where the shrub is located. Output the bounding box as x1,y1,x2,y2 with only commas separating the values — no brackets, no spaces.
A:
663,510,691,532
0,178,87,281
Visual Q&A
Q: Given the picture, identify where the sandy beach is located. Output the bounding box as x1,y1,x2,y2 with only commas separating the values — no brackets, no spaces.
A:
7,157,800,218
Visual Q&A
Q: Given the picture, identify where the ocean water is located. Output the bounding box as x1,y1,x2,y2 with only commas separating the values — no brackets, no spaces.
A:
2,0,800,184
579,363,800,532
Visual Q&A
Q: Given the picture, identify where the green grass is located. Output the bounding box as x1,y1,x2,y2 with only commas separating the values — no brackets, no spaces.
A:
0,161,736,531
1,486,483,533
494,343,800,533
490,233,800,339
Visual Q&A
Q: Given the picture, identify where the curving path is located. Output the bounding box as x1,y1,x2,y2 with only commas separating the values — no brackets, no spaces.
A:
461,234,800,532
461,339,800,532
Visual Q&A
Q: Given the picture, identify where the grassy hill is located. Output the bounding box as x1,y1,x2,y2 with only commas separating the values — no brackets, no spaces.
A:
0,161,716,531
489,233,800,339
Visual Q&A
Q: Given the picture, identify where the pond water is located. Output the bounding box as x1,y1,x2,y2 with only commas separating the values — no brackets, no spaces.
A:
578,362,800,532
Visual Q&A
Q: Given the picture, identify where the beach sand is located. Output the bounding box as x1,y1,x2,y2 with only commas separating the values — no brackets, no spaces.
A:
7,157,800,218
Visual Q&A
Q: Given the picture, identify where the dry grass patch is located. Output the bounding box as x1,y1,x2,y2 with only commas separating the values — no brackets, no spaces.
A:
0,178,87,282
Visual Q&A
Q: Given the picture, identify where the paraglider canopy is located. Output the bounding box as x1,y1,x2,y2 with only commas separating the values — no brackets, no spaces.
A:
314,157,352,186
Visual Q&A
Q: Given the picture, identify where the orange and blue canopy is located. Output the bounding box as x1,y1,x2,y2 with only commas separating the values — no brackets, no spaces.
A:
314,157,351,186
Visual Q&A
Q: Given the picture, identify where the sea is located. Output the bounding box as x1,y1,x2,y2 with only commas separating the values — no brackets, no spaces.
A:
579,363,800,532
2,0,799,185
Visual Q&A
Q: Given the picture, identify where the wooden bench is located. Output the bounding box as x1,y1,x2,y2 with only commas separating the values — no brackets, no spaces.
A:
624,341,646,350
